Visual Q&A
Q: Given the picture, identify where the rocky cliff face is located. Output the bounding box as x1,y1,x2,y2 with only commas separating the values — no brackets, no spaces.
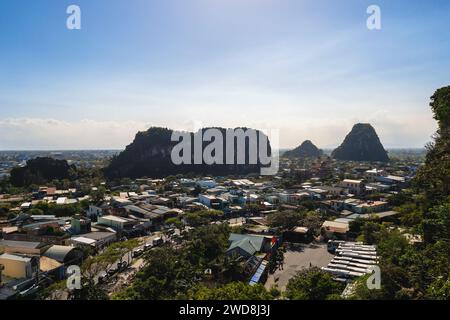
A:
283,140,323,158
104,127,272,179
331,123,389,162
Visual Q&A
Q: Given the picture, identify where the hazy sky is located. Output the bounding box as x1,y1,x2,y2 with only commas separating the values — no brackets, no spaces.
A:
1,0,449,150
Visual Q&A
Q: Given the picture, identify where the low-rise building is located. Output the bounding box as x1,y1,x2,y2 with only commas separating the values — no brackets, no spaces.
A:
339,179,365,195
0,253,39,279
0,240,48,255
97,215,135,231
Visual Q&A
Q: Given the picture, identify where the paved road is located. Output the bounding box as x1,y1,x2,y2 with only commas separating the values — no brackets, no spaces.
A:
94,232,164,284
265,242,334,292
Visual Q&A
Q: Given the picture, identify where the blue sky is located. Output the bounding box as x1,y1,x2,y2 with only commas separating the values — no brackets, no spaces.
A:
0,0,449,149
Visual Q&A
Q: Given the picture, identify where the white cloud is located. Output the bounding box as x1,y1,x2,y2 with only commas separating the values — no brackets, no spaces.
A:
0,114,436,150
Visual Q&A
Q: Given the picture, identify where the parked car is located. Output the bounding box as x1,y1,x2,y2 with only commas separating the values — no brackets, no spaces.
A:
172,235,183,244
144,243,153,251
117,261,129,272
98,271,107,283
107,267,118,277
132,248,144,258
152,237,164,247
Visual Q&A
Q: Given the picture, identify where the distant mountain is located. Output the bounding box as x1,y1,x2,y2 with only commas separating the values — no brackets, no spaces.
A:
104,127,272,179
331,123,389,162
10,157,76,187
283,140,323,158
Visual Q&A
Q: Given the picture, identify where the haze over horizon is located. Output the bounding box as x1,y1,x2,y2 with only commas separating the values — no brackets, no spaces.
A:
1,0,449,150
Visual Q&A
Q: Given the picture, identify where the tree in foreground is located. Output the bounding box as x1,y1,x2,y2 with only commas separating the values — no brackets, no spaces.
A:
284,267,344,300
188,282,274,300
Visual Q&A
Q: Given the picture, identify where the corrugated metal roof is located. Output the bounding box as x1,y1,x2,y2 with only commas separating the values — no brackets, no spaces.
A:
0,239,43,249
42,245,76,263
0,253,32,263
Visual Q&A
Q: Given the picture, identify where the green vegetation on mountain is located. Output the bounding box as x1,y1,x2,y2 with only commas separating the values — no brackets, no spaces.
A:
348,86,450,300
283,140,323,158
104,127,271,179
332,123,389,162
415,85,450,207
9,157,76,187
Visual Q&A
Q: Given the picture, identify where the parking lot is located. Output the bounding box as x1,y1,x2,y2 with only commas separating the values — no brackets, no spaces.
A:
265,242,334,292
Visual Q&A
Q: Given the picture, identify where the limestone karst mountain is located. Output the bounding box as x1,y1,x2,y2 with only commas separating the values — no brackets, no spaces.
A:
104,127,272,179
331,123,389,162
283,140,323,158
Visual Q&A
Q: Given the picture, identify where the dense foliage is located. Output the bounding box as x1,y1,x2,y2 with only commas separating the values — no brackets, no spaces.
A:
285,267,344,300
415,86,450,207
267,210,323,235
349,86,450,299
10,157,76,187
187,282,274,300
113,224,241,300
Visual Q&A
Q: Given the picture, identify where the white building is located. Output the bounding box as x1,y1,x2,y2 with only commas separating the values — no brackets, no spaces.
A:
97,215,134,231
196,179,217,189
339,179,365,195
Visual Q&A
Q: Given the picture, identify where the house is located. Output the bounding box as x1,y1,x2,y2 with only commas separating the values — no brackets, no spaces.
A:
20,202,32,211
351,200,388,214
319,185,345,197
177,196,198,207
196,179,217,189
198,194,228,209
56,197,68,205
339,179,365,195
331,198,389,214
283,226,313,243
0,253,39,279
87,202,109,218
278,192,310,204
97,215,135,231
365,168,386,182
69,231,116,248
71,215,91,234
322,220,349,237
198,194,217,207
227,238,259,259
46,187,57,197
226,233,274,259
111,196,133,207
4,220,69,245
375,175,406,186
0,240,48,255
306,188,329,200
231,179,255,188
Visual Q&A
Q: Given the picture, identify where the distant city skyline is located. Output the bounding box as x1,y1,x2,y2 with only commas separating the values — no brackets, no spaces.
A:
1,0,449,150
